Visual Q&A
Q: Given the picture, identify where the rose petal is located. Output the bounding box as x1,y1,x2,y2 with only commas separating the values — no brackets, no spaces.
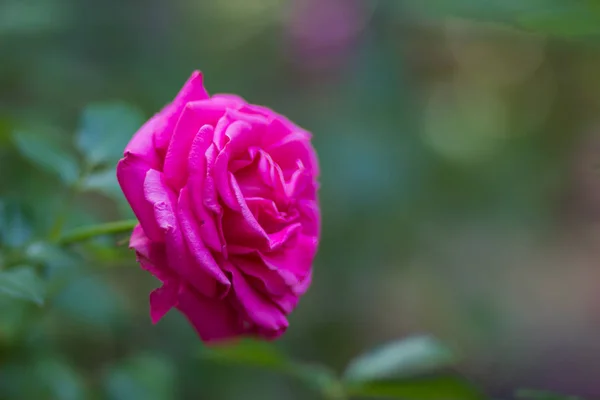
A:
234,149,287,205
130,224,173,282
117,155,163,241
244,197,299,234
163,103,224,190
293,268,312,295
213,120,264,210
223,174,302,252
149,279,180,323
224,262,289,333
270,271,312,315
297,199,321,237
143,169,220,298
213,109,268,151
125,71,209,168
176,284,243,343
178,187,230,297
272,292,299,314
186,125,224,252
260,233,317,280
267,130,320,179
232,255,297,297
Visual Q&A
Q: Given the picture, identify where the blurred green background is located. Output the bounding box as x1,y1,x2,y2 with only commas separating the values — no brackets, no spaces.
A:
3,0,600,399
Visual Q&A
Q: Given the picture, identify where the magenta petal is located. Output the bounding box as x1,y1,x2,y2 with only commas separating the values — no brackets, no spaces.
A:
163,106,213,190
149,279,180,323
143,170,220,298
297,199,321,237
202,143,222,214
125,71,209,166
223,173,302,251
153,71,210,153
186,126,224,252
178,187,230,297
213,120,260,211
187,125,214,179
130,225,173,282
117,155,163,241
123,117,164,169
292,269,313,296
268,133,320,179
224,262,289,333
260,234,317,280
273,292,299,314
129,224,154,259
213,109,268,151
176,285,243,343
173,71,210,104
232,255,297,297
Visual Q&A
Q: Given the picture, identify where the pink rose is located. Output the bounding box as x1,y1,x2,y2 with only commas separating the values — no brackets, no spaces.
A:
117,71,320,342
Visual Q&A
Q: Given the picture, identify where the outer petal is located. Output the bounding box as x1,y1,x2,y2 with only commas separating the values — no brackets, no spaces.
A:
176,284,244,343
163,102,228,190
224,262,289,333
271,270,312,315
117,155,163,241
231,255,297,297
260,233,317,281
272,292,299,315
129,224,172,282
178,187,230,297
297,199,321,237
143,169,220,298
125,71,209,168
149,279,180,323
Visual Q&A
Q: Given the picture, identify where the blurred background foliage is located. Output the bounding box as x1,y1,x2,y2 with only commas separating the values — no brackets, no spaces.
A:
3,0,600,399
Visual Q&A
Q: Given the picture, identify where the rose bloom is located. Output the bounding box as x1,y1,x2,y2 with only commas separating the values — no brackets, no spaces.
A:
117,71,320,342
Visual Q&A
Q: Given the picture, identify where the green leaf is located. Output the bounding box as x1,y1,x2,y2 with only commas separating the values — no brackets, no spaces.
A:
81,168,122,199
345,375,483,400
77,102,145,167
12,129,80,185
199,340,343,398
0,265,45,305
199,339,289,371
343,336,458,383
516,389,585,400
292,364,344,399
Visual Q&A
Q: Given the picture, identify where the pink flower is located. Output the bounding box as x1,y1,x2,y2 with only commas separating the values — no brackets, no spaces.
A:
117,71,320,343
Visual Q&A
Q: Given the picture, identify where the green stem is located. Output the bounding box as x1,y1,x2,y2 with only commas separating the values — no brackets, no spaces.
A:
57,220,138,245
